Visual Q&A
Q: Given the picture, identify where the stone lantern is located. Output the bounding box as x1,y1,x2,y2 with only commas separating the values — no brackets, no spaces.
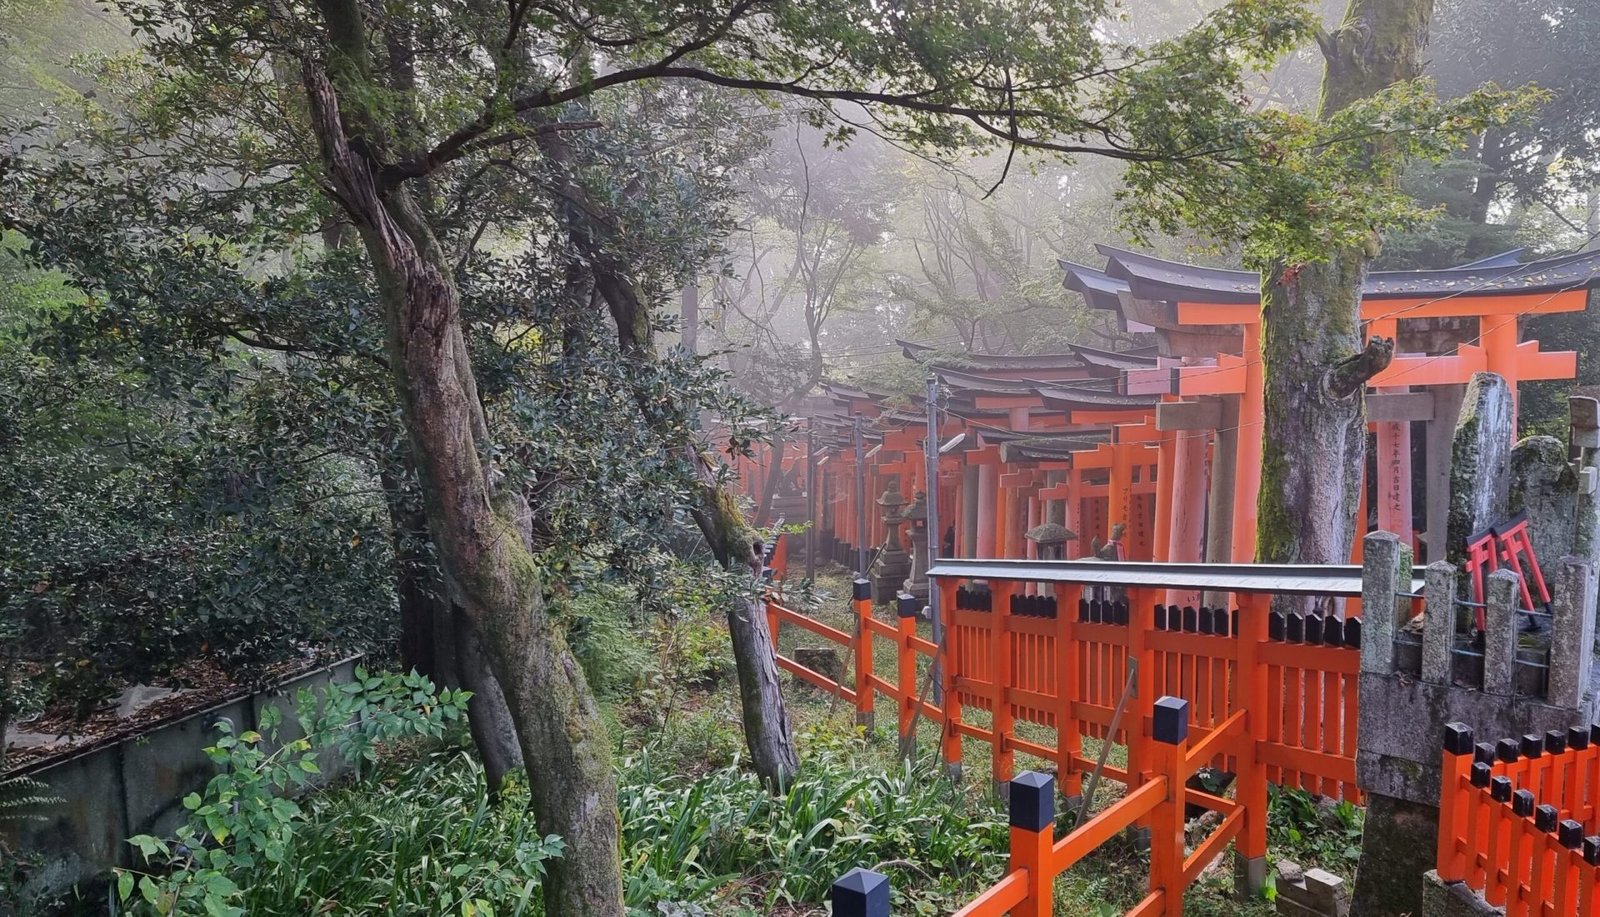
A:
872,478,912,603
1025,521,1077,561
902,490,930,601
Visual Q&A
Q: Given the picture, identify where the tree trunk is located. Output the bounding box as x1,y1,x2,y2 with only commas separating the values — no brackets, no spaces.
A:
300,47,623,916
1256,253,1389,617
1255,0,1430,611
383,467,524,792
681,282,699,356
453,600,526,796
754,429,785,527
537,132,799,789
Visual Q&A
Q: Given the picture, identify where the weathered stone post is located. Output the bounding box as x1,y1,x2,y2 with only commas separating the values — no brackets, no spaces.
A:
1445,373,1513,568
1352,531,1599,915
903,490,930,602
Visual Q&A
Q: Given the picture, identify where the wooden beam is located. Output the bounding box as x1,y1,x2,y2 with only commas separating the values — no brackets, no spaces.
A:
1156,399,1224,431
1365,391,1435,422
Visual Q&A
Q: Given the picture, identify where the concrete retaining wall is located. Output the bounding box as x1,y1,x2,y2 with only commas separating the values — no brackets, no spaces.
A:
2,656,361,899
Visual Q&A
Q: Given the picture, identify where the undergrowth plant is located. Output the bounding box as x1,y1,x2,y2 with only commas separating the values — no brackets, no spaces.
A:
618,728,1008,913
1267,785,1364,870
220,751,562,915
112,669,473,916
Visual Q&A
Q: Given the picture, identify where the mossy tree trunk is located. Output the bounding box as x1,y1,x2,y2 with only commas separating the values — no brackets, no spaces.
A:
1255,0,1432,615
299,7,623,913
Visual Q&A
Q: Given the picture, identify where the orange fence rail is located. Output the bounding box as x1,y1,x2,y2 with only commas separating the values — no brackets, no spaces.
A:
763,562,1372,916
1437,722,1600,915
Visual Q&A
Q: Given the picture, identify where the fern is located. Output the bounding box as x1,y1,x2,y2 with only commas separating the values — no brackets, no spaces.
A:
0,773,60,823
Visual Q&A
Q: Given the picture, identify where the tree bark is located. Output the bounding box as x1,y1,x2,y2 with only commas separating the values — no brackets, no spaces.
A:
1256,0,1430,613
452,600,526,796
680,282,699,355
299,21,623,914
383,464,524,794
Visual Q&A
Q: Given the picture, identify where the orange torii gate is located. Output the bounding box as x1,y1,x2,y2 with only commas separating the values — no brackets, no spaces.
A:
726,246,1594,597
1066,246,1596,564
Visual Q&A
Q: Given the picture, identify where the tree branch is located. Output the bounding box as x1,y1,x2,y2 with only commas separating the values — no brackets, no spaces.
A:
1325,335,1395,400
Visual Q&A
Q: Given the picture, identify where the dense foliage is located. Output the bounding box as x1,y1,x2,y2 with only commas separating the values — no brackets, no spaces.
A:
0,243,397,726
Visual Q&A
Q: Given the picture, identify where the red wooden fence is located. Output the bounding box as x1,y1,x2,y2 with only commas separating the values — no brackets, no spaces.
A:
1438,723,1600,916
765,560,1372,915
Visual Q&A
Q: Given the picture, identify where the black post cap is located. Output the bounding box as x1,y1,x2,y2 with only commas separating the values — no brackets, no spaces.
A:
1009,770,1056,832
1268,611,1285,641
1114,601,1129,625
853,578,872,601
1592,723,1600,745
1473,742,1496,765
1570,726,1590,751
1153,696,1190,746
1324,617,1344,647
1231,608,1241,638
1545,730,1567,755
1491,776,1512,802
1443,722,1474,756
1155,604,1169,630
1470,762,1492,788
1586,836,1600,866
831,867,890,917
1182,606,1198,633
1078,598,1090,621
1536,804,1559,833
896,593,919,619
1305,613,1324,645
1513,789,1535,817
1560,820,1584,849
1521,734,1544,758
1343,617,1362,649
1496,738,1519,763
1286,613,1304,643
1198,607,1214,635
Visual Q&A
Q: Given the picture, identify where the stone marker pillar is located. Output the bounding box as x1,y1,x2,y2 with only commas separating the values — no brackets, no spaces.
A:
1445,372,1513,567
903,490,930,602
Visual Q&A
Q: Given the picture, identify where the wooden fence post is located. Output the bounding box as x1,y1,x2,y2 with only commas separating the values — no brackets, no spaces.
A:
764,594,780,649
1125,586,1156,833
1009,770,1056,917
897,592,919,759
1150,696,1189,916
1055,582,1083,809
854,577,875,732
940,577,964,782
1437,722,1475,883
1234,592,1269,894
992,579,1017,795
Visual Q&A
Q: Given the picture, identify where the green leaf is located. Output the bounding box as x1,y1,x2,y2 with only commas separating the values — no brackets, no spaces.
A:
117,871,134,902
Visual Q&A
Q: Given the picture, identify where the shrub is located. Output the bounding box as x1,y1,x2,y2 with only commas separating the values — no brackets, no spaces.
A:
113,670,475,916
222,753,561,915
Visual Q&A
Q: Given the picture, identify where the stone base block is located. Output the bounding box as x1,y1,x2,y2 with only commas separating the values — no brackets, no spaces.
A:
1419,870,1500,917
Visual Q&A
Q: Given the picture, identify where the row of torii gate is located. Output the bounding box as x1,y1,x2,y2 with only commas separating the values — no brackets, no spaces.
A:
729,245,1600,607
